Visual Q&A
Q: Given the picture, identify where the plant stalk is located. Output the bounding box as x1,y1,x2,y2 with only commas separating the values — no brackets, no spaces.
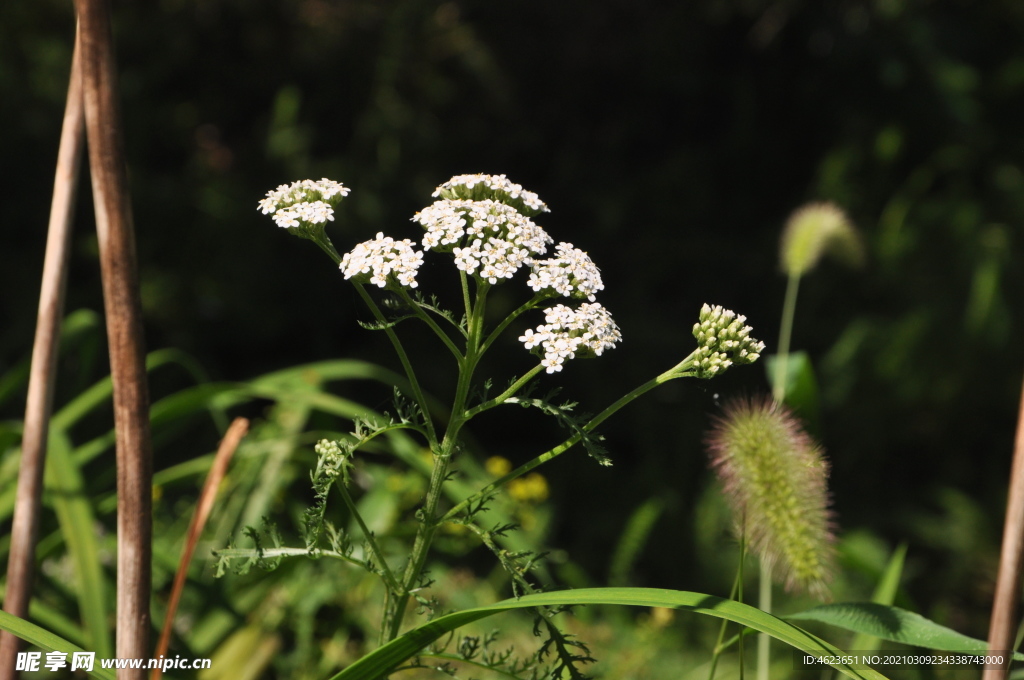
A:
757,558,772,680
984,375,1024,679
151,418,248,680
355,285,438,446
773,273,801,403
75,0,155,674
383,283,489,642
0,26,85,680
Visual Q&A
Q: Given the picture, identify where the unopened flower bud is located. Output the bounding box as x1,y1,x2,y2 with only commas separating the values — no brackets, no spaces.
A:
691,304,765,378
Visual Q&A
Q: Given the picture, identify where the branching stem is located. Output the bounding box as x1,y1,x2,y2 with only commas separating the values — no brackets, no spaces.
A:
355,285,438,446
441,351,699,524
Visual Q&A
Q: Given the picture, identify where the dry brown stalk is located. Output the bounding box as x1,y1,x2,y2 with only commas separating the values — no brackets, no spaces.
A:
0,28,85,680
75,0,154,676
985,377,1024,680
150,418,250,680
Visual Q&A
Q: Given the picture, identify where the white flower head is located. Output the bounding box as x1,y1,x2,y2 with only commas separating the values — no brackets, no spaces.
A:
340,232,424,289
528,242,605,302
413,197,553,284
258,178,351,226
519,302,622,373
691,304,766,378
432,173,549,217
259,179,351,255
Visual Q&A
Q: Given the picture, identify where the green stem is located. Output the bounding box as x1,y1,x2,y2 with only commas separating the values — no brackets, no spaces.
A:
773,273,801,403
355,285,438,446
394,287,463,360
410,653,530,680
464,364,545,419
707,556,744,680
440,351,699,525
757,557,772,680
460,270,473,326
306,229,343,265
335,479,400,595
478,293,545,357
384,280,490,642
213,546,366,568
739,523,746,680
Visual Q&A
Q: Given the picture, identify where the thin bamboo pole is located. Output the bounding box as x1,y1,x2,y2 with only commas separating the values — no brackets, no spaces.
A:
74,0,154,676
984,376,1024,680
0,29,85,680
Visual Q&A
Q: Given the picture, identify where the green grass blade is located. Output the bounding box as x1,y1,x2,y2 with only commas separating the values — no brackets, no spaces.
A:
786,602,1022,659
45,428,113,659
0,585,86,647
0,610,115,680
608,498,664,587
248,359,449,419
328,588,889,680
0,310,101,410
52,348,195,430
850,543,907,652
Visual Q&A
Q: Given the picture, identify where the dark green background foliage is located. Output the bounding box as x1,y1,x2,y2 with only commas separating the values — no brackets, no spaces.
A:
3,0,1024,641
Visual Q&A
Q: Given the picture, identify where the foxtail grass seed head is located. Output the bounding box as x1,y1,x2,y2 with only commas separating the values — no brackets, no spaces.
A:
340,233,424,289
780,202,863,278
258,178,351,244
519,302,622,373
692,304,765,378
706,395,836,598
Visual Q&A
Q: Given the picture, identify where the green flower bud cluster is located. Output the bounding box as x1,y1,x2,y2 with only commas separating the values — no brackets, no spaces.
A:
314,439,352,485
691,304,765,378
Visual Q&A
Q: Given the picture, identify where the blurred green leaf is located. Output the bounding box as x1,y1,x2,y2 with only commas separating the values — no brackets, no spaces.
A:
786,602,1015,657
0,610,115,680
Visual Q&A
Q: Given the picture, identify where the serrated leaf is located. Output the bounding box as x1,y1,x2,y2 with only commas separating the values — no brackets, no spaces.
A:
357,315,416,331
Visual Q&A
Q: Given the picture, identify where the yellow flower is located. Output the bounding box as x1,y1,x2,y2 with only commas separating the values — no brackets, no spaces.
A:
485,456,512,477
508,473,549,504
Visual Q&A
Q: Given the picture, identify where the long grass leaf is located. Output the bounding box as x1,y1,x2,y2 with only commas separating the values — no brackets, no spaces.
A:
52,349,193,430
328,588,889,680
850,544,907,652
608,498,664,587
786,602,1022,658
0,585,85,648
0,611,115,680
44,428,112,659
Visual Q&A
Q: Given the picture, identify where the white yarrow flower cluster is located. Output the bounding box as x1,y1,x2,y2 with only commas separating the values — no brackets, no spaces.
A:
528,242,605,301
433,173,549,216
413,199,553,284
340,233,424,289
519,303,622,373
691,304,766,377
258,178,351,229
